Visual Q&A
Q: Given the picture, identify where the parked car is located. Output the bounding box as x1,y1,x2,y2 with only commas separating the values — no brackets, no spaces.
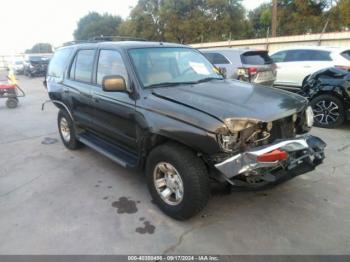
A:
23,55,50,77
9,60,24,74
201,48,276,86
45,41,325,220
270,46,350,89
300,67,350,128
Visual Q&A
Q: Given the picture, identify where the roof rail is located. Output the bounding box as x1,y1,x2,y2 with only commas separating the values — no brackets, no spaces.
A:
91,35,147,42
62,36,147,46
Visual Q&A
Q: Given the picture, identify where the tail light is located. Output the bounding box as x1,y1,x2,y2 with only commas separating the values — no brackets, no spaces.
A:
236,67,258,82
247,67,258,76
257,149,288,162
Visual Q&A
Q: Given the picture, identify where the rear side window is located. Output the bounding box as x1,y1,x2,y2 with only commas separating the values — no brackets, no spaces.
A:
285,50,332,62
341,50,350,61
271,51,287,63
96,50,128,85
47,48,72,78
203,52,230,64
70,49,95,83
241,51,272,65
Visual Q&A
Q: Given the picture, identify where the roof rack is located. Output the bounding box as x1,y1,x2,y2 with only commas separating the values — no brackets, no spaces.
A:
91,35,147,41
62,35,147,46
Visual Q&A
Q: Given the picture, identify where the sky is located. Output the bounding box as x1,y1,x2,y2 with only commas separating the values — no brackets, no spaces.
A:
0,0,268,55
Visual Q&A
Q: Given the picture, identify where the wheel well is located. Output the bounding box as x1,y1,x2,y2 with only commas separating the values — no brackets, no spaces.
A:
302,75,310,87
311,91,345,105
140,133,201,169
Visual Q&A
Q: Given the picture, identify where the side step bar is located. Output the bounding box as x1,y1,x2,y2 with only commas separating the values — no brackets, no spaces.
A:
77,132,138,168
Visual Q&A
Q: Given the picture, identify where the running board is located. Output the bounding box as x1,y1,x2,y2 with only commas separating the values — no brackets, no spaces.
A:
78,132,138,168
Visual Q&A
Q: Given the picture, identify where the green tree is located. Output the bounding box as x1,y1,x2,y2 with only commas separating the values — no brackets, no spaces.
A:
277,0,330,35
74,12,122,40
327,0,350,31
119,0,249,44
248,3,271,38
25,43,53,54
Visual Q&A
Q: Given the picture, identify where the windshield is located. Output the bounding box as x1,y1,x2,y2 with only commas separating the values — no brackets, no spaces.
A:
129,47,223,88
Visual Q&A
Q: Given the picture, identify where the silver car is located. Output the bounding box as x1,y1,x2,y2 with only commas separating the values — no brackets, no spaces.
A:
201,48,276,86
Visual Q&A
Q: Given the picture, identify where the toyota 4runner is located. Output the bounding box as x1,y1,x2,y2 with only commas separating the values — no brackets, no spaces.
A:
45,41,326,220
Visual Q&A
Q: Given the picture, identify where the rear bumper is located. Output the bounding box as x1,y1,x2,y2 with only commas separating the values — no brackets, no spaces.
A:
215,135,326,179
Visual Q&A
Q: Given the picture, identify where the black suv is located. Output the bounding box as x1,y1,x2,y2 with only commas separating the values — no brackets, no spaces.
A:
46,41,326,220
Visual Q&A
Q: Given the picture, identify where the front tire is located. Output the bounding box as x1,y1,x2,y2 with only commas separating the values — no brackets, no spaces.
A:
146,143,210,220
310,94,345,128
57,110,83,150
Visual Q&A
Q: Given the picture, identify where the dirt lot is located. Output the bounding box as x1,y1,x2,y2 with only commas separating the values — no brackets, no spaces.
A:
0,75,350,255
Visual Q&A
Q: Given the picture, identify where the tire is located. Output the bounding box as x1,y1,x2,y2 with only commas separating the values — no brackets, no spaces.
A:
6,98,18,109
146,143,210,220
310,94,345,128
57,110,83,150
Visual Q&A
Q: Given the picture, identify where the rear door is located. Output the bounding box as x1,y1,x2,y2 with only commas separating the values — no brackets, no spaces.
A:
63,49,96,128
90,49,138,153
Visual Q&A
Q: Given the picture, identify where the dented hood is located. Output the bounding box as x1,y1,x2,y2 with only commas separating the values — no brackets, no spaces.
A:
152,79,307,123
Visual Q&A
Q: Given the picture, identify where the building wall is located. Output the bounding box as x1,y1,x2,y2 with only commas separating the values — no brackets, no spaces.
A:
191,31,350,52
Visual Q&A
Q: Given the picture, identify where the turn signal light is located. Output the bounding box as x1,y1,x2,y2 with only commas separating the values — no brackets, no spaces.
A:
257,149,288,162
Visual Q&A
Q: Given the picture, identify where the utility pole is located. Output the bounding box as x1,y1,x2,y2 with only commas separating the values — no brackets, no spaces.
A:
271,0,277,37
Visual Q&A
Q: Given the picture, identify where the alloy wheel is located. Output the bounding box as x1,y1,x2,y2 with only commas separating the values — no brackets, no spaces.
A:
153,162,184,206
313,100,340,126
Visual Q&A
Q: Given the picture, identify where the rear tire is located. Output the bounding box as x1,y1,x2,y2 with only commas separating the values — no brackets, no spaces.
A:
57,110,83,150
310,94,345,128
146,143,210,220
6,98,18,108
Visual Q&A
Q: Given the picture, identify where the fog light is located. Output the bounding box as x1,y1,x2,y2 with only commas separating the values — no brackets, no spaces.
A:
257,149,288,162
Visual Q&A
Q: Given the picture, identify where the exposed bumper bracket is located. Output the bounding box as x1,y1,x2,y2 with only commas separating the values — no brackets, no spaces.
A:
215,135,326,179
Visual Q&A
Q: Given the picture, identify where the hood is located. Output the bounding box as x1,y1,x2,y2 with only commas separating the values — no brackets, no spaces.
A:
151,79,307,123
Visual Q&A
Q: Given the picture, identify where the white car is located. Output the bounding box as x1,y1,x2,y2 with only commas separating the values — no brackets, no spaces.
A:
270,46,350,89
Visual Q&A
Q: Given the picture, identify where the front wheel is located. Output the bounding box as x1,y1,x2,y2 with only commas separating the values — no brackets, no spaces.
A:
57,110,83,150
146,143,210,220
310,94,345,128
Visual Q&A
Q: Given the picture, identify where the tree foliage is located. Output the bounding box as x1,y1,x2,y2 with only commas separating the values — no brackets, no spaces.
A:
25,43,53,54
74,0,350,45
74,12,122,40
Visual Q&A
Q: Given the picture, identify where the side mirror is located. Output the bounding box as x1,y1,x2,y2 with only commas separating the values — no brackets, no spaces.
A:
102,75,127,92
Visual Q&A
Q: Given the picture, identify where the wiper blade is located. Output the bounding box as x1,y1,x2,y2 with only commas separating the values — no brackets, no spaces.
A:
145,81,195,88
195,77,224,84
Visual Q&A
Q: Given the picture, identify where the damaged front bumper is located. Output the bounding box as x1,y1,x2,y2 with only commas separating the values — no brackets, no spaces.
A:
215,135,326,183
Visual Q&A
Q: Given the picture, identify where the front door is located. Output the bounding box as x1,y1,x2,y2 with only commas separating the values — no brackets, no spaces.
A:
90,49,138,153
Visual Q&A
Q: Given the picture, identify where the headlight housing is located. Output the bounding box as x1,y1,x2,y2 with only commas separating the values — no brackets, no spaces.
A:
224,118,261,133
305,106,314,128
217,118,263,152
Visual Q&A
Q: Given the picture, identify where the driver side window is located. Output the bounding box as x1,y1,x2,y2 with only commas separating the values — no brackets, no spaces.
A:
96,50,128,86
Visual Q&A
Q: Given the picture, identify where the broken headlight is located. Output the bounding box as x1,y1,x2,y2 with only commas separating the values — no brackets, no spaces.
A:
217,118,271,153
223,118,261,133
305,106,314,128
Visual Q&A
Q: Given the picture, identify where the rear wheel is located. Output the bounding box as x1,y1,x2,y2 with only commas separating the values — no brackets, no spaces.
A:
6,98,18,108
310,94,344,128
57,110,83,150
146,143,210,220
